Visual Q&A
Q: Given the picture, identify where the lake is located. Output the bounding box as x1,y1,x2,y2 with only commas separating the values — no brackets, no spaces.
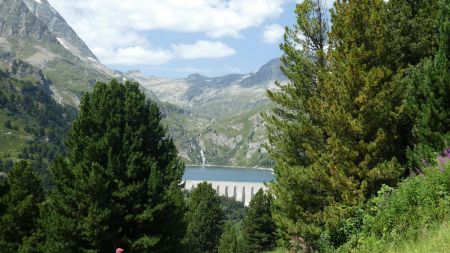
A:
183,166,275,182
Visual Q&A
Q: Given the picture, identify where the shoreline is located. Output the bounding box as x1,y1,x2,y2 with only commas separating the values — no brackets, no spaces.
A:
185,164,274,171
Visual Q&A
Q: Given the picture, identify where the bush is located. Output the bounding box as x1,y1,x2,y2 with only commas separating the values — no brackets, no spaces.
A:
3,120,12,129
338,158,450,252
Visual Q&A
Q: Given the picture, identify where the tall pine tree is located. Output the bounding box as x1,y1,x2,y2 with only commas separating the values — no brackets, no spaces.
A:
0,161,44,253
266,0,441,249
241,189,276,253
184,182,224,253
265,0,331,246
218,221,241,253
39,80,186,252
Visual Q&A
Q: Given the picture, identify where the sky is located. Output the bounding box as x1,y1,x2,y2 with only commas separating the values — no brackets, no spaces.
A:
47,0,334,78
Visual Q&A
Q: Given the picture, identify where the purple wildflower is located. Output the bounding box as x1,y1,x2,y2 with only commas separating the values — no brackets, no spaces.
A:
443,147,450,158
437,150,449,172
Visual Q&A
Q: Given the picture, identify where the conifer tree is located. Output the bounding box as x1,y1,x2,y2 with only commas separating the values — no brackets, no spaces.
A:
384,0,439,69
241,189,276,253
404,0,450,169
40,80,186,253
218,221,240,253
319,0,443,215
265,0,331,245
319,0,406,225
0,161,44,253
266,0,441,249
184,182,224,253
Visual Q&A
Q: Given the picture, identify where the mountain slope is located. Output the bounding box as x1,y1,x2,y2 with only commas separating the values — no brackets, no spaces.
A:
131,58,286,119
0,0,120,105
0,69,75,185
0,0,285,168
135,59,285,167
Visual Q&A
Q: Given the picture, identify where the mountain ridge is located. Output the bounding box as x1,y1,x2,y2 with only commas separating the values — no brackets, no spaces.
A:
0,0,286,167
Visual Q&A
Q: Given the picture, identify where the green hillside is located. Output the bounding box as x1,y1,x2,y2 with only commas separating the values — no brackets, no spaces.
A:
0,70,75,185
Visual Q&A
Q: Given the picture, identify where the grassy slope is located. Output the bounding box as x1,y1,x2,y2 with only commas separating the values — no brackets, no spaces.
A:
6,37,113,106
390,222,450,253
266,222,450,253
0,109,28,158
0,73,73,180
344,221,450,253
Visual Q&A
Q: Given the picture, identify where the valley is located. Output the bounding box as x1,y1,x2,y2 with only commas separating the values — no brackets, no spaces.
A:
0,0,286,169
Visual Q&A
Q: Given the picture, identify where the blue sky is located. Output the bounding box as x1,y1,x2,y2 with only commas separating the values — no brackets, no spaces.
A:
47,0,333,78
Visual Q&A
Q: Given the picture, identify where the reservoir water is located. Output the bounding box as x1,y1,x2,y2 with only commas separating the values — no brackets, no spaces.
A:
183,166,275,182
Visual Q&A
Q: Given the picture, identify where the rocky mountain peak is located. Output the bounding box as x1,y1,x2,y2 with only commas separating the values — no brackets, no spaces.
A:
239,58,286,87
0,0,54,41
20,0,98,60
187,73,207,80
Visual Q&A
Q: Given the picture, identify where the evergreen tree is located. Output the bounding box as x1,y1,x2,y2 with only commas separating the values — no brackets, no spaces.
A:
265,0,331,246
218,221,240,253
184,182,224,253
241,189,276,253
39,80,186,253
404,0,450,169
0,161,44,253
266,0,441,250
319,0,406,227
384,0,439,70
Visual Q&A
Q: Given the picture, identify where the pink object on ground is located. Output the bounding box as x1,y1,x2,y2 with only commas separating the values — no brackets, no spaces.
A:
116,248,124,253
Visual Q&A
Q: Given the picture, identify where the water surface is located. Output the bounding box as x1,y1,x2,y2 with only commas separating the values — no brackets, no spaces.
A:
183,166,274,182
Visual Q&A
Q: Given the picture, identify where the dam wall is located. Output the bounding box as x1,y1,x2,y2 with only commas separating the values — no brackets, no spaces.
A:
184,180,267,206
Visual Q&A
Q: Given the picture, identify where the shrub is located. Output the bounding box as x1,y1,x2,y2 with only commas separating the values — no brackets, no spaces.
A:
339,159,450,251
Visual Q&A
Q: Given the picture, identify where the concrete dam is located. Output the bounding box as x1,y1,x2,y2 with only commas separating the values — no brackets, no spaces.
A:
184,180,267,206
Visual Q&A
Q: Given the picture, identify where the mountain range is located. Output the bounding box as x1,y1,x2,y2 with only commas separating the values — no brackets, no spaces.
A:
0,0,286,168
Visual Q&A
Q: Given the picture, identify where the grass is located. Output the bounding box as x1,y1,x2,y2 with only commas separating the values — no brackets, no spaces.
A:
345,221,450,253
333,162,450,253
265,223,450,253
266,247,287,253
390,222,450,253
0,103,33,160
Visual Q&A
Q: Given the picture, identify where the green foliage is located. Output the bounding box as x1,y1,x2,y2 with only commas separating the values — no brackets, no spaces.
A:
218,221,242,253
337,162,450,252
241,189,276,253
3,119,12,129
184,182,224,253
404,0,450,170
0,72,75,186
220,196,246,222
39,79,186,252
265,0,331,247
266,0,444,251
0,161,44,253
383,0,439,69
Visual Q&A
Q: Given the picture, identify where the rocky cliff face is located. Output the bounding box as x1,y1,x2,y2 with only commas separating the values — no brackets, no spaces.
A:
21,0,98,60
0,0,54,40
0,0,119,105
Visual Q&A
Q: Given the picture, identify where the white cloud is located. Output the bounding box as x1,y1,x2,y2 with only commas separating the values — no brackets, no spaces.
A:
93,46,174,65
171,40,236,59
262,24,284,44
93,40,236,65
47,0,286,65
